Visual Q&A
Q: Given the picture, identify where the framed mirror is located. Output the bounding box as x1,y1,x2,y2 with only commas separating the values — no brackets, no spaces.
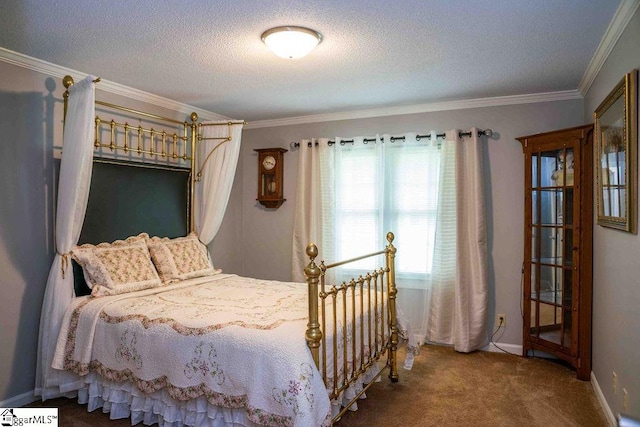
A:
594,69,638,233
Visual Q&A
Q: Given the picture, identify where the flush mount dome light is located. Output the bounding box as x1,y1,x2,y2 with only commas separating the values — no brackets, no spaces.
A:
261,26,322,59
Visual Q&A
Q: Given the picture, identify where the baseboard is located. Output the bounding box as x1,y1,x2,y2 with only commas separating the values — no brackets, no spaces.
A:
482,342,522,355
591,371,617,427
0,390,38,408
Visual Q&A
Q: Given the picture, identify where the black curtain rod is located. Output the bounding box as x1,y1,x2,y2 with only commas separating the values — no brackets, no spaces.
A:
290,128,492,149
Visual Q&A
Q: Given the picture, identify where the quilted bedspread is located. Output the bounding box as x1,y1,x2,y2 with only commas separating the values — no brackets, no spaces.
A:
53,274,337,427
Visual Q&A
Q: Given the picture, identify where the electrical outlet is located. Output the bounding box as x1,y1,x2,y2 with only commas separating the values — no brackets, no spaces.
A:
496,314,506,327
623,389,628,412
613,372,618,394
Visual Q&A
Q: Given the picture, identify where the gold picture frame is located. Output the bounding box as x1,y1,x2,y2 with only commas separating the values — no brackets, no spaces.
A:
594,69,638,233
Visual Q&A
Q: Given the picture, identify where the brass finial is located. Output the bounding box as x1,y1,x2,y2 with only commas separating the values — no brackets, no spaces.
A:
62,75,74,89
386,231,395,244
306,243,318,260
190,112,198,123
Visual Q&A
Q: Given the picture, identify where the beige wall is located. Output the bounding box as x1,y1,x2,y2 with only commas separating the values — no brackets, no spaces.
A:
0,60,59,403
583,6,640,419
239,100,585,349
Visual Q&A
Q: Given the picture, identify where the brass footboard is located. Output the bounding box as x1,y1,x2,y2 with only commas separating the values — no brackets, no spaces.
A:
305,232,399,422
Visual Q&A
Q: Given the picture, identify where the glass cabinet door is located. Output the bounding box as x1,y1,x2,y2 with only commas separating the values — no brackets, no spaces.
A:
529,145,578,353
519,124,592,380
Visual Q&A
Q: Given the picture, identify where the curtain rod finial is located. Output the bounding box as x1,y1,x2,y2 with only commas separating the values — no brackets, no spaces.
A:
63,75,74,88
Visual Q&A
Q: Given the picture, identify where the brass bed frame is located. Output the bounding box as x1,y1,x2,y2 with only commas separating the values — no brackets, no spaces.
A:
63,75,399,425
304,234,400,422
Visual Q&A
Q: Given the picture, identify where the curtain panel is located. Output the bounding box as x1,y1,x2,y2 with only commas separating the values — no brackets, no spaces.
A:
35,76,96,399
195,122,243,246
292,138,331,282
452,128,488,352
426,128,488,352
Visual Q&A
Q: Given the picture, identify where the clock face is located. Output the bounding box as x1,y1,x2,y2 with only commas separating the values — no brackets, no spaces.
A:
262,155,276,171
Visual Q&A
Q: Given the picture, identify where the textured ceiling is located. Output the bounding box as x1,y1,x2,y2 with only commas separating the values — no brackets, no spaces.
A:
0,0,621,122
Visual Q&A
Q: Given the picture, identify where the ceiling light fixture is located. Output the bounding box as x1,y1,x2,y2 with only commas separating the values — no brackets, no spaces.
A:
261,26,322,59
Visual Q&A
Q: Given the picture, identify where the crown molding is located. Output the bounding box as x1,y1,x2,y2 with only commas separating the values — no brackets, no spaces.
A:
244,90,582,129
0,46,228,121
578,0,640,96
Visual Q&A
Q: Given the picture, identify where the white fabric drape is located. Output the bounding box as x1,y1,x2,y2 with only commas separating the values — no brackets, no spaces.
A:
35,76,96,399
426,132,458,346
427,128,488,352
291,139,331,282
454,128,488,351
195,121,243,245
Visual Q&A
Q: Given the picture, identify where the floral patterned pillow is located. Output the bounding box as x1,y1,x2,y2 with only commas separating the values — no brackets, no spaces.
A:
147,233,217,284
71,233,162,297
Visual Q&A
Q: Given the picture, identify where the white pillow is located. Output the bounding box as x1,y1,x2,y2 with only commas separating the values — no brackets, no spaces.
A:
71,233,162,297
147,233,217,284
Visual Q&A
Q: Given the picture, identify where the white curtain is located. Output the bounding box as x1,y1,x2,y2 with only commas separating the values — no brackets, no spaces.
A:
292,136,391,283
291,139,331,282
427,128,488,352
35,76,96,399
195,121,243,245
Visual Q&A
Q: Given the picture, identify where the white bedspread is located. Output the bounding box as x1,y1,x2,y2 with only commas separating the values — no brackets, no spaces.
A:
52,273,403,426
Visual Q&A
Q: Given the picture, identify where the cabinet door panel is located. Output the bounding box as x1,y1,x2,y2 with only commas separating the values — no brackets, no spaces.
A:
538,265,562,304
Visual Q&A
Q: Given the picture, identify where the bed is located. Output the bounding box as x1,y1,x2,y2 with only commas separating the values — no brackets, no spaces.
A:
41,75,414,426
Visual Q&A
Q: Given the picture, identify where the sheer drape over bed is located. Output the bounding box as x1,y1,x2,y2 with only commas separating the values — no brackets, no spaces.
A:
36,76,96,399
195,121,243,245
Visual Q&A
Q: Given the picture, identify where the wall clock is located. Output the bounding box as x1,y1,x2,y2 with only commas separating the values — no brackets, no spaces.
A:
254,148,287,208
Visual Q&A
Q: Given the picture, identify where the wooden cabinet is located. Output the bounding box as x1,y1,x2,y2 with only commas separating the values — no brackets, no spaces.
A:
517,125,593,380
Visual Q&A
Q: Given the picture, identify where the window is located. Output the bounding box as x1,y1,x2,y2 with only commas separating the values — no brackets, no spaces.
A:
326,136,441,287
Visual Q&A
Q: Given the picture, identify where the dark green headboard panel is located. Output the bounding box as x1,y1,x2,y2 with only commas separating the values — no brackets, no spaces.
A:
73,159,190,296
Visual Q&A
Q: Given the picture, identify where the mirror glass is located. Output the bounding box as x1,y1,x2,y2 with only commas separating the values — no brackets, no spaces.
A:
594,69,637,233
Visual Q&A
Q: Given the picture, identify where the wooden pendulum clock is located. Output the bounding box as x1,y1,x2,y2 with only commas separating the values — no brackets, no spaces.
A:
254,148,287,208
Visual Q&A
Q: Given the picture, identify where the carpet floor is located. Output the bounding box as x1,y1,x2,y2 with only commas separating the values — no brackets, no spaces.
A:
28,344,608,426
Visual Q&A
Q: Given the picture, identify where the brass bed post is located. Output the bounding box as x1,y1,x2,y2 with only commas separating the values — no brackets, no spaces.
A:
385,232,399,382
62,75,74,122
188,112,198,233
304,243,322,368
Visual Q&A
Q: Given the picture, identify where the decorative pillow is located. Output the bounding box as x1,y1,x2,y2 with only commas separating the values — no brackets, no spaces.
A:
147,233,216,284
71,233,162,297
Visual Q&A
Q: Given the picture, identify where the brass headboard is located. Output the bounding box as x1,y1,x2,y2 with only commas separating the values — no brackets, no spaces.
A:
63,75,199,231
62,75,244,295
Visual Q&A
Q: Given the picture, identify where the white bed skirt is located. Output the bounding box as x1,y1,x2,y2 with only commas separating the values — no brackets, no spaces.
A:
78,371,254,426
71,362,383,427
